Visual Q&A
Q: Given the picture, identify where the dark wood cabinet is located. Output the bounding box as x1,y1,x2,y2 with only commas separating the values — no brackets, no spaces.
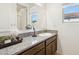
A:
35,48,45,55
51,39,57,54
46,43,52,55
18,35,57,55
46,35,57,55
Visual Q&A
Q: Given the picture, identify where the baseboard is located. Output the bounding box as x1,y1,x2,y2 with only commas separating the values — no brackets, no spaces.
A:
55,51,63,55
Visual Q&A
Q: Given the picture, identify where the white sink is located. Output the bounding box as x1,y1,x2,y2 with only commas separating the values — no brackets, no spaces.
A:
38,33,52,36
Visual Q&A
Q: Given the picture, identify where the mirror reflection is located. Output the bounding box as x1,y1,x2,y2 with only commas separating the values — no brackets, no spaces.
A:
17,4,27,30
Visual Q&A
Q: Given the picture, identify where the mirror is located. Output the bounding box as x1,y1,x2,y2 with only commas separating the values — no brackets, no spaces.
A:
17,4,27,30
29,4,45,30
16,3,46,31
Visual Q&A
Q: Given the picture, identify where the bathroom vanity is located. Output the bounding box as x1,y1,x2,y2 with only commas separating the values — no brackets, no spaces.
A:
0,30,57,55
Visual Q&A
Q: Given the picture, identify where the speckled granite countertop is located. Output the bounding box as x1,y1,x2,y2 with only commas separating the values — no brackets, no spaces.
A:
0,31,57,55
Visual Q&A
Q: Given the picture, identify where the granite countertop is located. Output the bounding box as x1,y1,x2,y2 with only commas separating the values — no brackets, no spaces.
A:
0,32,57,55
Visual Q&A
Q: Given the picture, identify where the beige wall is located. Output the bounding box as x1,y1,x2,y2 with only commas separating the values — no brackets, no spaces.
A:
46,3,79,55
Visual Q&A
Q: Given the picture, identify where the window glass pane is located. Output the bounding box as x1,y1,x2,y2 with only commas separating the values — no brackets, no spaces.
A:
64,3,79,19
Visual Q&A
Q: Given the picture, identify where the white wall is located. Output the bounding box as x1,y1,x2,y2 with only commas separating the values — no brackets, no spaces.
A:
0,3,17,35
0,4,10,32
9,4,17,31
47,3,79,55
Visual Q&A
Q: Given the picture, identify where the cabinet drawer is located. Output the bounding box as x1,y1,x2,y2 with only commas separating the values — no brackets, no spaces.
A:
46,35,57,46
21,42,45,55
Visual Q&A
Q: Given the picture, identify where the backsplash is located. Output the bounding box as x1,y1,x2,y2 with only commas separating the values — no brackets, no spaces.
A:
0,30,58,38
18,30,58,38
0,31,10,36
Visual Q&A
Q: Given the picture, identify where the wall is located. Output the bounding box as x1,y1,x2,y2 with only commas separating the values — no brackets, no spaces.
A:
9,4,17,32
46,3,79,55
0,3,17,35
0,3,10,32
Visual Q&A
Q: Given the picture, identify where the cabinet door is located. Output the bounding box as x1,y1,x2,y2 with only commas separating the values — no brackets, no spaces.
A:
51,40,57,54
46,35,57,46
35,48,45,55
46,43,52,55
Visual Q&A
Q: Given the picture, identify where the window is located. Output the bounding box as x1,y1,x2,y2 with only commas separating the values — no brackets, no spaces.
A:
64,3,79,22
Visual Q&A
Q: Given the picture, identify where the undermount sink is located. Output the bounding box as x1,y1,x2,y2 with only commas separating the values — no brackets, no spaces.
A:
38,33,52,36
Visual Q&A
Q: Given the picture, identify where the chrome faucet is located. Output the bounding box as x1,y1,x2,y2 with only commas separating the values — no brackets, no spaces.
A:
32,25,37,37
